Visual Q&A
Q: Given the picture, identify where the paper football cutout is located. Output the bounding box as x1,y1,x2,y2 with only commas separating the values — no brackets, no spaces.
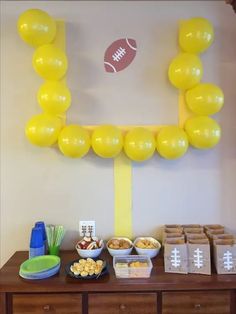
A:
104,38,137,73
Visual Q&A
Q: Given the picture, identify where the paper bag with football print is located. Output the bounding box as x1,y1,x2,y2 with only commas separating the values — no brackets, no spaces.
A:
188,238,211,275
164,239,188,274
213,239,236,274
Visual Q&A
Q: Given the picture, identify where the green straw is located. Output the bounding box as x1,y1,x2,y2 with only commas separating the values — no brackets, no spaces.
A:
46,225,65,248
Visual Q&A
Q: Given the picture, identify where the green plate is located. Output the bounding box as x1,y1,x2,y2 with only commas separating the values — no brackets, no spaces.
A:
20,255,60,274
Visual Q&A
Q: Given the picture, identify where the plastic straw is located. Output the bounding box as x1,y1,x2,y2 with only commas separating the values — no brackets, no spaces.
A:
46,225,65,248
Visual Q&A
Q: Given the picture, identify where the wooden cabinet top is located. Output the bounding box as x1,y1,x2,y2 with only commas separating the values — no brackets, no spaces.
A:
1,250,236,293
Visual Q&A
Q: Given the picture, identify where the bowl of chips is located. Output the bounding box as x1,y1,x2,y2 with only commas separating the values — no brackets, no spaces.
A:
65,258,108,279
107,237,133,257
134,237,161,258
76,236,104,258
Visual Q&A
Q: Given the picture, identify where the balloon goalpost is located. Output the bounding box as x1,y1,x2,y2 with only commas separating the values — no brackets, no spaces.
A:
18,9,223,162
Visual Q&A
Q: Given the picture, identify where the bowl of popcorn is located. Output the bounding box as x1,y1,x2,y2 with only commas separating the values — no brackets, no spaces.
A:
75,236,104,258
107,237,133,256
134,237,161,258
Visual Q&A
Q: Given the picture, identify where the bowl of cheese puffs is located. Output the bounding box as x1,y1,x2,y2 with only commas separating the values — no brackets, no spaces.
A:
134,237,161,258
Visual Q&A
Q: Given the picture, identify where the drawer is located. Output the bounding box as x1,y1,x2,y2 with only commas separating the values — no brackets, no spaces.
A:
1,293,6,314
162,291,231,314
12,293,82,314
233,291,236,313
89,293,158,314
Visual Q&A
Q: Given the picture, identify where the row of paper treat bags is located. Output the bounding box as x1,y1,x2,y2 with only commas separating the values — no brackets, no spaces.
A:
162,224,236,275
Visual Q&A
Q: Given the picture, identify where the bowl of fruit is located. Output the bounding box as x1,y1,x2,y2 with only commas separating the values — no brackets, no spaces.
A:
134,237,161,258
76,236,104,258
107,237,133,256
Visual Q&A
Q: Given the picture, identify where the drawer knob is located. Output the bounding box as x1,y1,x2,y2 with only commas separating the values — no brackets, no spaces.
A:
120,304,126,311
43,304,51,311
194,304,201,310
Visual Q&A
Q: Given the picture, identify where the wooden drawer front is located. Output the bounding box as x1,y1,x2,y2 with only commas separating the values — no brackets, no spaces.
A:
1,293,6,314
162,291,231,314
89,293,157,314
13,293,82,314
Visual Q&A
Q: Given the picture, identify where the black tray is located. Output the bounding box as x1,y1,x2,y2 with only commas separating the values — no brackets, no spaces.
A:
65,258,108,280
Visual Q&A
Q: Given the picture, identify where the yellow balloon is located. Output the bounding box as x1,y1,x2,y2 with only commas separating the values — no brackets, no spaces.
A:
185,83,224,115
168,53,203,90
32,44,68,80
58,125,90,158
179,17,214,54
37,81,71,115
185,116,221,149
25,114,62,147
156,126,188,159
17,9,56,47
92,125,123,158
124,127,155,162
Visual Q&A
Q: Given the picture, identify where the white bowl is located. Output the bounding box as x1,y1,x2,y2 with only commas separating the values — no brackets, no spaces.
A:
134,237,161,259
75,242,104,258
107,237,133,257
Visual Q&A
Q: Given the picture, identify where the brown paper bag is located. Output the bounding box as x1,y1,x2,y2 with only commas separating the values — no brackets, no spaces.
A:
164,239,188,274
187,239,211,275
165,224,182,229
213,239,236,274
182,224,202,228
163,227,184,244
206,229,225,245
184,227,204,234
204,224,224,233
162,232,184,244
164,227,184,234
213,234,236,241
186,233,208,241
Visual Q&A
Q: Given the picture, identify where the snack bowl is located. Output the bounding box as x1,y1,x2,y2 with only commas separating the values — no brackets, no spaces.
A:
76,242,104,258
107,237,133,257
134,237,161,259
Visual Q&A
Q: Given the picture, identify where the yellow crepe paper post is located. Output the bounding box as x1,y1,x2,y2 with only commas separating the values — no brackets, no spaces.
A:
114,153,132,238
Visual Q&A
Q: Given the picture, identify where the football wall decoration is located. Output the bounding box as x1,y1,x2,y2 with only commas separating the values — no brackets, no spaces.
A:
17,9,224,162
104,38,137,73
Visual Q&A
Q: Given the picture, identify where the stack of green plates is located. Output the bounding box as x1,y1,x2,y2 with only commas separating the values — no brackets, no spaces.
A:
19,255,61,280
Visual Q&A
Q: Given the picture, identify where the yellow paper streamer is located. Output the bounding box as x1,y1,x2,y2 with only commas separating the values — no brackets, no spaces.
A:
83,125,165,132
114,153,132,238
53,20,66,52
53,21,67,126
178,91,193,128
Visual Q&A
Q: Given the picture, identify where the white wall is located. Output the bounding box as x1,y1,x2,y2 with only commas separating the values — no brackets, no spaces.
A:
1,1,236,266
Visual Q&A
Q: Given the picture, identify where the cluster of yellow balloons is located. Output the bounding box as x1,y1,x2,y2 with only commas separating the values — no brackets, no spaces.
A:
18,9,69,147
168,17,223,151
56,125,189,161
18,11,223,161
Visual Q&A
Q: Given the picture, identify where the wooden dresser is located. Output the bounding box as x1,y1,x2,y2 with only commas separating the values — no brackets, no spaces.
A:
0,250,236,314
